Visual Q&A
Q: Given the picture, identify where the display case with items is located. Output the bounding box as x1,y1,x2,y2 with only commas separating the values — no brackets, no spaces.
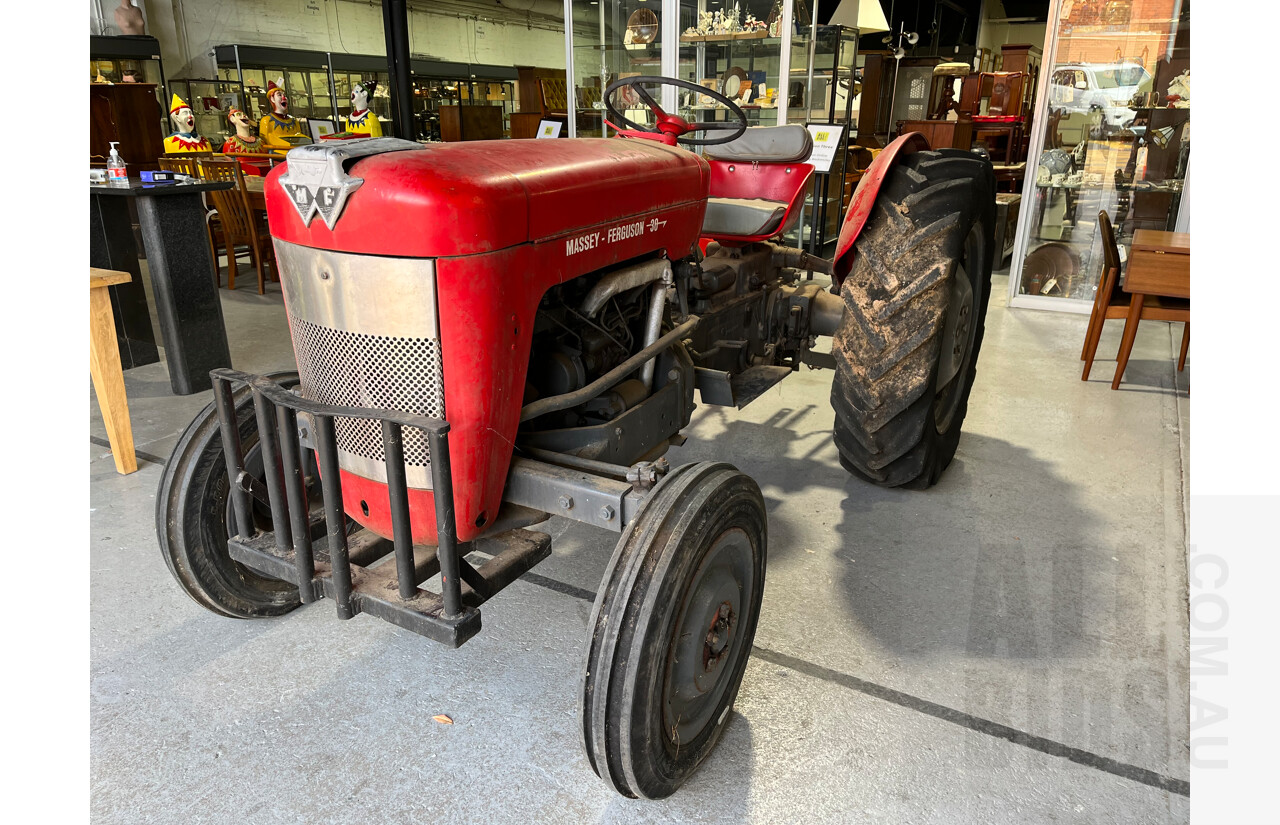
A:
564,0,815,138
675,0,811,130
568,0,663,138
215,46,338,134
782,23,859,251
1007,0,1189,312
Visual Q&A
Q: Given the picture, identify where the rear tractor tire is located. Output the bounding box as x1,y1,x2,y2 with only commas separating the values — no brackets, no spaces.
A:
581,462,767,799
830,149,995,489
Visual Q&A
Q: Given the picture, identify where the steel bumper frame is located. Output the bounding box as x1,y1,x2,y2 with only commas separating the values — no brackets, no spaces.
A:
211,368,552,648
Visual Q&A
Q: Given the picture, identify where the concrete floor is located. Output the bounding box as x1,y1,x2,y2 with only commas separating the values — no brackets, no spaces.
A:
90,262,1190,824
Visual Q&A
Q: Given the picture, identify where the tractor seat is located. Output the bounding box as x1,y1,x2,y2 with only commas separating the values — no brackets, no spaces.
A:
700,126,814,239
703,124,814,163
701,197,788,237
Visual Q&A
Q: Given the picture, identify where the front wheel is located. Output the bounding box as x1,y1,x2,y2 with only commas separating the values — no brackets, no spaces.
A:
581,462,767,799
830,149,995,488
155,373,304,618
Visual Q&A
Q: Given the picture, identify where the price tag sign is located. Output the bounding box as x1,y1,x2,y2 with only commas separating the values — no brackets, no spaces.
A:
805,124,846,173
536,120,563,139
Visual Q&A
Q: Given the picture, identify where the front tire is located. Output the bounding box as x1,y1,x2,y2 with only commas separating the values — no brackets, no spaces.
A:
830,149,995,488
156,373,303,618
581,462,767,799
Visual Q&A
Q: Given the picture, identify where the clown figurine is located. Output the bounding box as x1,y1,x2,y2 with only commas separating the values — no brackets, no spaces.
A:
163,93,211,153
221,107,264,154
344,80,383,137
258,78,306,154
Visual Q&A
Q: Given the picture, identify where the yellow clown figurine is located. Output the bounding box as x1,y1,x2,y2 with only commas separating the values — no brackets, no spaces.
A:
258,78,308,155
343,80,383,137
163,93,212,153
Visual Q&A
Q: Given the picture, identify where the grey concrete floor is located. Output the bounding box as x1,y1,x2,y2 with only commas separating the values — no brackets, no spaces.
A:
90,262,1190,824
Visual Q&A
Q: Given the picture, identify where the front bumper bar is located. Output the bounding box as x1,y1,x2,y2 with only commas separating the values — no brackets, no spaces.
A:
210,368,550,647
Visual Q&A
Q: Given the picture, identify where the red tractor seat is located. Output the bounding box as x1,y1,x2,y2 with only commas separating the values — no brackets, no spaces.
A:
700,125,815,244
701,197,789,237
703,124,814,163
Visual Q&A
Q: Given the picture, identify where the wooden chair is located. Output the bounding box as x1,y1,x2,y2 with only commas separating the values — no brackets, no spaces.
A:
198,158,274,294
159,156,223,285
1080,211,1189,381
90,268,137,474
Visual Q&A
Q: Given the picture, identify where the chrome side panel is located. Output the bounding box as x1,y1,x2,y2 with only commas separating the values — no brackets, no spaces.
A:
273,238,443,489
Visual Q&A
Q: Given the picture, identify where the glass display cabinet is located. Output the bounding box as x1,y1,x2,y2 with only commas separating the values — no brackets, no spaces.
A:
564,0,811,138
215,45,335,126
410,78,464,142
783,22,859,251
1008,0,1190,312
169,78,246,146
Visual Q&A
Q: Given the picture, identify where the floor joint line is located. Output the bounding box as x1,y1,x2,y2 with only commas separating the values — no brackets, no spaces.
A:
517,567,1190,798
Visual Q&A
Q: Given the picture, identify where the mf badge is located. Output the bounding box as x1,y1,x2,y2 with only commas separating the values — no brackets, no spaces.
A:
278,138,424,230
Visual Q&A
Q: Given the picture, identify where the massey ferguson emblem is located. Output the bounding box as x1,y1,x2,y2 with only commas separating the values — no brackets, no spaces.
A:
278,138,425,230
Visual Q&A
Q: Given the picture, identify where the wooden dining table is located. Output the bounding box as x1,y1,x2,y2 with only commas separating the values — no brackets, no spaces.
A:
1113,229,1190,388
243,174,267,213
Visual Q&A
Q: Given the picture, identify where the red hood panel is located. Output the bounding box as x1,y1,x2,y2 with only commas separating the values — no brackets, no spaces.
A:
266,138,709,258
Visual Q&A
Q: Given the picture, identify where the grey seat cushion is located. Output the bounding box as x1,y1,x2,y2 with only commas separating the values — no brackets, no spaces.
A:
703,125,814,163
701,197,788,237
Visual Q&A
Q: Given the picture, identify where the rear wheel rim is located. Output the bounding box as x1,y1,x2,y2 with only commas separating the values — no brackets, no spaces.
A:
662,526,756,750
935,224,983,433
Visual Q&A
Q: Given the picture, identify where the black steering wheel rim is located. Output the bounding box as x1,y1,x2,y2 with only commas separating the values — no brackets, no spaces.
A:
604,75,748,147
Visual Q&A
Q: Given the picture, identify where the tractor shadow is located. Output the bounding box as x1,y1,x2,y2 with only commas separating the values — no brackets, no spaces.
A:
678,399,1115,663
828,435,1110,661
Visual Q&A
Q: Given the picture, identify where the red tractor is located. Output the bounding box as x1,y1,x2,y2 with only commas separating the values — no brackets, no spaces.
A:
158,77,994,799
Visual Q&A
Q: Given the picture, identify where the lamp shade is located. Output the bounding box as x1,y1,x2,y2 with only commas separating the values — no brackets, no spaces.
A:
829,0,890,35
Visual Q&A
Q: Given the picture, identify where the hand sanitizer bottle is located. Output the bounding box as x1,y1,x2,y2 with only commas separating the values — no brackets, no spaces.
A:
106,142,128,185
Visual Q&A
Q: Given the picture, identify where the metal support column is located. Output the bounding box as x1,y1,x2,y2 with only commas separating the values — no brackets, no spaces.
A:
382,0,415,139
563,0,577,138
661,0,680,113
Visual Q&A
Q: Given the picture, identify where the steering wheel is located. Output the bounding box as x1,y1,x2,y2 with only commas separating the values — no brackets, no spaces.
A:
604,75,748,147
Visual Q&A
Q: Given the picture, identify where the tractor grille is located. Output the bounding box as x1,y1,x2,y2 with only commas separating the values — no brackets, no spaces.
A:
273,238,444,488
290,316,445,468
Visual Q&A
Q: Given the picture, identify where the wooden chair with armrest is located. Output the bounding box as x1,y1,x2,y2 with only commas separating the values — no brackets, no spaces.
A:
1080,210,1189,381
158,155,223,286
197,158,275,295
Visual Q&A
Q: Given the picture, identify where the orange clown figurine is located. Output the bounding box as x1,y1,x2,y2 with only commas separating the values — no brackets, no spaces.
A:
221,107,264,154
163,93,212,153
343,80,383,137
221,107,268,176
258,77,308,155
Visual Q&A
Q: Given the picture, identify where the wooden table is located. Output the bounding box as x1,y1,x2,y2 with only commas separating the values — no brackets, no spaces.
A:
1113,229,1190,389
244,175,266,212
90,268,137,474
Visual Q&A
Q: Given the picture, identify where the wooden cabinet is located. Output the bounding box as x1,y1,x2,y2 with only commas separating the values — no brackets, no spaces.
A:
438,105,504,142
90,83,165,168
899,118,973,152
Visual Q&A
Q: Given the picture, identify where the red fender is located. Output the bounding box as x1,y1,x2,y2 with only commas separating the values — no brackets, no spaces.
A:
831,132,932,287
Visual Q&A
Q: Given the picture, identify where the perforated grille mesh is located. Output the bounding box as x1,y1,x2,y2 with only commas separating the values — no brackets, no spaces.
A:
289,316,445,466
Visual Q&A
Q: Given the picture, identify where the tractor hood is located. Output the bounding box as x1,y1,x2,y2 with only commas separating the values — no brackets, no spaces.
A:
265,137,710,258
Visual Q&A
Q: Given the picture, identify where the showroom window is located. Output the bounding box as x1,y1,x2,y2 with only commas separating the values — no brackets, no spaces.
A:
1008,0,1190,312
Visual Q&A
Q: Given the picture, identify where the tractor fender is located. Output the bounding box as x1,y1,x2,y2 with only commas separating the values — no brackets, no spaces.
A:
830,132,932,287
